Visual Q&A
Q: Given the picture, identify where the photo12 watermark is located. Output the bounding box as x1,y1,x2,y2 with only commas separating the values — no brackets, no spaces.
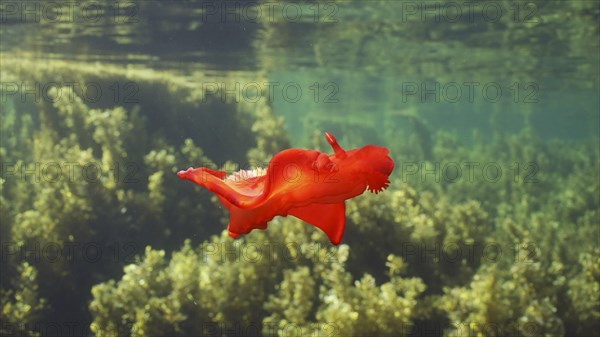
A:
400,161,539,184
199,240,340,265
397,81,539,104
1,320,139,337
398,240,540,265
1,161,140,184
203,321,339,337
395,1,540,24
185,161,343,186
407,320,542,337
0,1,139,24
199,1,339,23
1,240,139,265
1,81,140,104
201,81,339,104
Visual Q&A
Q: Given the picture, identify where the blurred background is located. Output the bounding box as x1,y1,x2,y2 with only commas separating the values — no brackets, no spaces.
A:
0,1,598,336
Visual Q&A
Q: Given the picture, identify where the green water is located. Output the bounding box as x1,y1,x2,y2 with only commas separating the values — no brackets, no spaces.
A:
1,1,598,336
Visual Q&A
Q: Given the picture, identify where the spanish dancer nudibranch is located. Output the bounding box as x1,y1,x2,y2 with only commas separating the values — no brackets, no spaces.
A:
177,132,394,245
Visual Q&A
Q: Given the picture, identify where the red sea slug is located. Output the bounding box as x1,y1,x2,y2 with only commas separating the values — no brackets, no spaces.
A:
177,132,394,245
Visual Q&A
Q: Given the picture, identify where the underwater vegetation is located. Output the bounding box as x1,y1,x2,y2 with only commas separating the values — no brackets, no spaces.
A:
1,54,598,337
1,0,599,336
0,54,289,335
